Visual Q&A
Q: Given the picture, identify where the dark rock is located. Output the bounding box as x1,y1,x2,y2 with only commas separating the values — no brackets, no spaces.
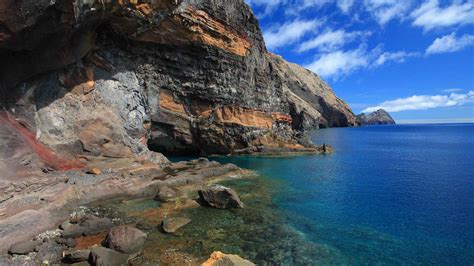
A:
34,242,64,264
198,185,244,209
357,109,396,125
62,214,113,238
89,246,129,266
55,237,77,248
105,225,147,256
8,240,40,255
63,249,91,263
154,186,177,202
59,220,73,230
162,217,192,234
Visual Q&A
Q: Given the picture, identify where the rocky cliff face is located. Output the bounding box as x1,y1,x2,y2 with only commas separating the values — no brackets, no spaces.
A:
0,0,356,159
357,109,396,125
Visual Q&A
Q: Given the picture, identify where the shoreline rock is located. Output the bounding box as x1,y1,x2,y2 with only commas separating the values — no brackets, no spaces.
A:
198,185,244,209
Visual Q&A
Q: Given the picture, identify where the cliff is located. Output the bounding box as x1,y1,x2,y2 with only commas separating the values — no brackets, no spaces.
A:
357,109,396,125
0,0,356,159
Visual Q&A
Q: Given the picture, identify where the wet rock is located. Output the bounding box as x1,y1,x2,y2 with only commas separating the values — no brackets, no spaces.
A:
34,242,64,264
62,215,113,238
162,217,192,234
90,246,129,266
63,249,91,263
198,185,244,209
8,240,40,255
105,225,147,256
202,251,255,266
154,186,177,202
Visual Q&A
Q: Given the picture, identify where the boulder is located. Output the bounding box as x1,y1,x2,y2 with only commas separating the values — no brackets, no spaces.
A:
162,217,192,234
105,225,147,256
55,237,77,248
198,185,244,209
8,240,41,255
201,251,255,266
34,242,64,264
62,214,113,238
63,249,91,263
89,247,129,266
154,186,177,202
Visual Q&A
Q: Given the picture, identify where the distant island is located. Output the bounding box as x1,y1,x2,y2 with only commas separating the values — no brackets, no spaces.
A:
357,109,396,125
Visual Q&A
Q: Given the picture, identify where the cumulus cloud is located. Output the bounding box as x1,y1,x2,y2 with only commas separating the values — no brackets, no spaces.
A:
362,91,474,113
263,19,321,50
297,29,369,52
305,45,380,78
411,0,474,31
426,33,474,54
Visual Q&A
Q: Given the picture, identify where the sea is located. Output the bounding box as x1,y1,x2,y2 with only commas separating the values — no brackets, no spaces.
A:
211,124,474,264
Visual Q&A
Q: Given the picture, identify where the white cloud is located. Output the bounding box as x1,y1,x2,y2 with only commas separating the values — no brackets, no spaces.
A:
297,29,369,52
375,51,420,65
364,0,413,25
263,19,321,50
426,33,474,54
338,0,355,13
362,91,474,113
411,0,474,31
305,45,380,78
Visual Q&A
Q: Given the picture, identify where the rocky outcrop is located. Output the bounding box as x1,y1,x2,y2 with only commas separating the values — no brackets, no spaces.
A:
357,109,396,125
105,226,147,256
0,0,355,160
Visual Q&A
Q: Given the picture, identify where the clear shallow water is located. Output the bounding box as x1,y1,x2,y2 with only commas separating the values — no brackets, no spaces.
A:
213,124,474,264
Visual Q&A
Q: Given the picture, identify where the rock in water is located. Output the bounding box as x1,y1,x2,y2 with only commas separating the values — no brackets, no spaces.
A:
154,186,177,202
357,109,396,125
105,225,147,256
162,217,192,234
202,251,255,266
198,185,244,209
90,247,129,266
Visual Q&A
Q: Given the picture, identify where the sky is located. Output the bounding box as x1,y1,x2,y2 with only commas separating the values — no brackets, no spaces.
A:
245,0,474,123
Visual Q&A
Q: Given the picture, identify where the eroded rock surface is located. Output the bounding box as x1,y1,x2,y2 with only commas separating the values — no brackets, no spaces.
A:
0,0,355,159
198,185,244,209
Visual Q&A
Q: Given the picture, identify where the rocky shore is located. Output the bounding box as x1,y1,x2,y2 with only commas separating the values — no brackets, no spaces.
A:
0,157,256,265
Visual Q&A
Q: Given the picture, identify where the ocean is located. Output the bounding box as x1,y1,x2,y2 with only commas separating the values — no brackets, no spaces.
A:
212,124,474,264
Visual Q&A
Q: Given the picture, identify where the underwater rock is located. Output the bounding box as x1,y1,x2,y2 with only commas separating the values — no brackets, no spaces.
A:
90,246,129,266
8,240,41,255
202,251,255,266
198,185,244,209
105,225,147,256
154,186,177,202
162,217,192,234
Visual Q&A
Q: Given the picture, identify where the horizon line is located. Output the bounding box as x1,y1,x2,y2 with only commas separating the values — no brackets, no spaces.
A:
395,118,474,124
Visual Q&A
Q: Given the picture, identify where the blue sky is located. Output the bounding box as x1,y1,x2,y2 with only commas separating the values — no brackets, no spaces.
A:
245,0,474,123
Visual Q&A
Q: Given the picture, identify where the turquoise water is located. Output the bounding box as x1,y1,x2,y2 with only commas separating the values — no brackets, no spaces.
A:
213,124,474,264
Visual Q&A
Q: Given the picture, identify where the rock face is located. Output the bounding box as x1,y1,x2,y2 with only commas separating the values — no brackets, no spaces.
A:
162,217,192,233
357,109,396,125
198,185,244,209
0,0,356,159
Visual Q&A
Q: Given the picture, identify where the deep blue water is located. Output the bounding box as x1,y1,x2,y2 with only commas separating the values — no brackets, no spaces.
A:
214,124,474,264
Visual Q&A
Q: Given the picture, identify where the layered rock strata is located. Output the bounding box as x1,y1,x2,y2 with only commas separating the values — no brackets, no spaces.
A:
0,0,356,158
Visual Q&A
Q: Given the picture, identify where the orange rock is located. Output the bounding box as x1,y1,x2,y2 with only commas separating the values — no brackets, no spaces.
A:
215,106,273,129
159,91,187,114
87,168,102,175
75,233,107,250
201,251,255,266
